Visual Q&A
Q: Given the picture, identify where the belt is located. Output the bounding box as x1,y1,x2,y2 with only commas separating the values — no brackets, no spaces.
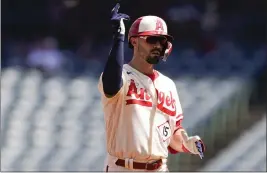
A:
115,158,163,170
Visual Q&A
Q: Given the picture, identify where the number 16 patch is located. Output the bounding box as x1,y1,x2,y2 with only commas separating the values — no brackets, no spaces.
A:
157,121,171,142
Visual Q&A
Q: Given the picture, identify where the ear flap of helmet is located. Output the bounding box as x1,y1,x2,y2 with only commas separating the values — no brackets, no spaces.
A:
161,42,172,62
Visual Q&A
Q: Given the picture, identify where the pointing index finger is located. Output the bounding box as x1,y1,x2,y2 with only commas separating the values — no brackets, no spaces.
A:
111,3,120,15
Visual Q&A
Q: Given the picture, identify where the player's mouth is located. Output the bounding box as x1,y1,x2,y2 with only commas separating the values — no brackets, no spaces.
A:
151,51,161,55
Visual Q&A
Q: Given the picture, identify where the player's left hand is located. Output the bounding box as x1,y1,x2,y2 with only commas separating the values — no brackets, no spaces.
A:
111,3,130,35
181,131,205,159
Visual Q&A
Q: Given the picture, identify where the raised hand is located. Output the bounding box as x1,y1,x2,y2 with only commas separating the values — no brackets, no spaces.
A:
110,3,130,35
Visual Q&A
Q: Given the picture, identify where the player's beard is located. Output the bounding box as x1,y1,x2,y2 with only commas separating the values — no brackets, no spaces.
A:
146,55,160,64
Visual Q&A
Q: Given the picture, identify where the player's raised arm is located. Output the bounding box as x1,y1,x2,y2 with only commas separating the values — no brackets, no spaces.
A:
101,3,130,97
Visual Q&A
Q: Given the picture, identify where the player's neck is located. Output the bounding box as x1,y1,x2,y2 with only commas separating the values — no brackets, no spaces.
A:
128,57,154,75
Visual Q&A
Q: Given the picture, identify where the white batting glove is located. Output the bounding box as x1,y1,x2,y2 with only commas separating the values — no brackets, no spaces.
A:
119,18,126,35
181,131,205,159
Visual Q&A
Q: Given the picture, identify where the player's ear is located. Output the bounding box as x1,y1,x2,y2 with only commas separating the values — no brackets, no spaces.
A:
130,37,137,47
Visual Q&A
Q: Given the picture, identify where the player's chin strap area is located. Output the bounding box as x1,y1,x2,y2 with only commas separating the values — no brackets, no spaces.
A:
161,42,172,62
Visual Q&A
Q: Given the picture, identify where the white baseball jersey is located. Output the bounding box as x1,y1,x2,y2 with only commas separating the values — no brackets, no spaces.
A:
98,64,183,162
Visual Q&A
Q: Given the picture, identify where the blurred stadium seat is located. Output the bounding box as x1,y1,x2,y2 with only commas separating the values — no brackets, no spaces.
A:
1,45,266,171
2,0,266,171
199,114,266,172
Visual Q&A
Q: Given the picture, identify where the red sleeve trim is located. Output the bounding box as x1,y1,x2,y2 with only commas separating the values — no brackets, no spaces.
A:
176,119,182,127
168,146,179,154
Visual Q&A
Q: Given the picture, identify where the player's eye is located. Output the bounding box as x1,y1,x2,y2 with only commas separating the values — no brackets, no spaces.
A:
146,36,167,45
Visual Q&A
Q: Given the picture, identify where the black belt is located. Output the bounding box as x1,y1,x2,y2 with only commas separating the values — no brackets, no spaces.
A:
115,158,163,170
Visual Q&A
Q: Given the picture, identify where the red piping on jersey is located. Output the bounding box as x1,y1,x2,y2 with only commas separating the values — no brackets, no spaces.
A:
145,70,159,82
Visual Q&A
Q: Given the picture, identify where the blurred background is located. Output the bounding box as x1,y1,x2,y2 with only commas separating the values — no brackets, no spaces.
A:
1,0,266,171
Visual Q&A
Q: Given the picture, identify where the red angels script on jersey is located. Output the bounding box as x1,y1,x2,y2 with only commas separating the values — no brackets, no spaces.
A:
126,79,176,116
156,89,176,116
126,79,152,107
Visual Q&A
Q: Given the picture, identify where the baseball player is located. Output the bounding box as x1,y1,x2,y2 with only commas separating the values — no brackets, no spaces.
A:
98,3,205,172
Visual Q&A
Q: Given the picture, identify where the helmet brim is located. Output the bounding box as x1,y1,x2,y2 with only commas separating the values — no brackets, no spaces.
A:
128,32,174,48
138,32,174,42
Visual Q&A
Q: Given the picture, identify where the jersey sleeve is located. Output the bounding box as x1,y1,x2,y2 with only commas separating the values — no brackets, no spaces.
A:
171,81,184,131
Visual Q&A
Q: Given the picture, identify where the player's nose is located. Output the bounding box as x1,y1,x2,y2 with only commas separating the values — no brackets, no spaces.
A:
154,41,163,49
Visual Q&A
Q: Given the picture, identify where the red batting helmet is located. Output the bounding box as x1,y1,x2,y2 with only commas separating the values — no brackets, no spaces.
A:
128,15,174,61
